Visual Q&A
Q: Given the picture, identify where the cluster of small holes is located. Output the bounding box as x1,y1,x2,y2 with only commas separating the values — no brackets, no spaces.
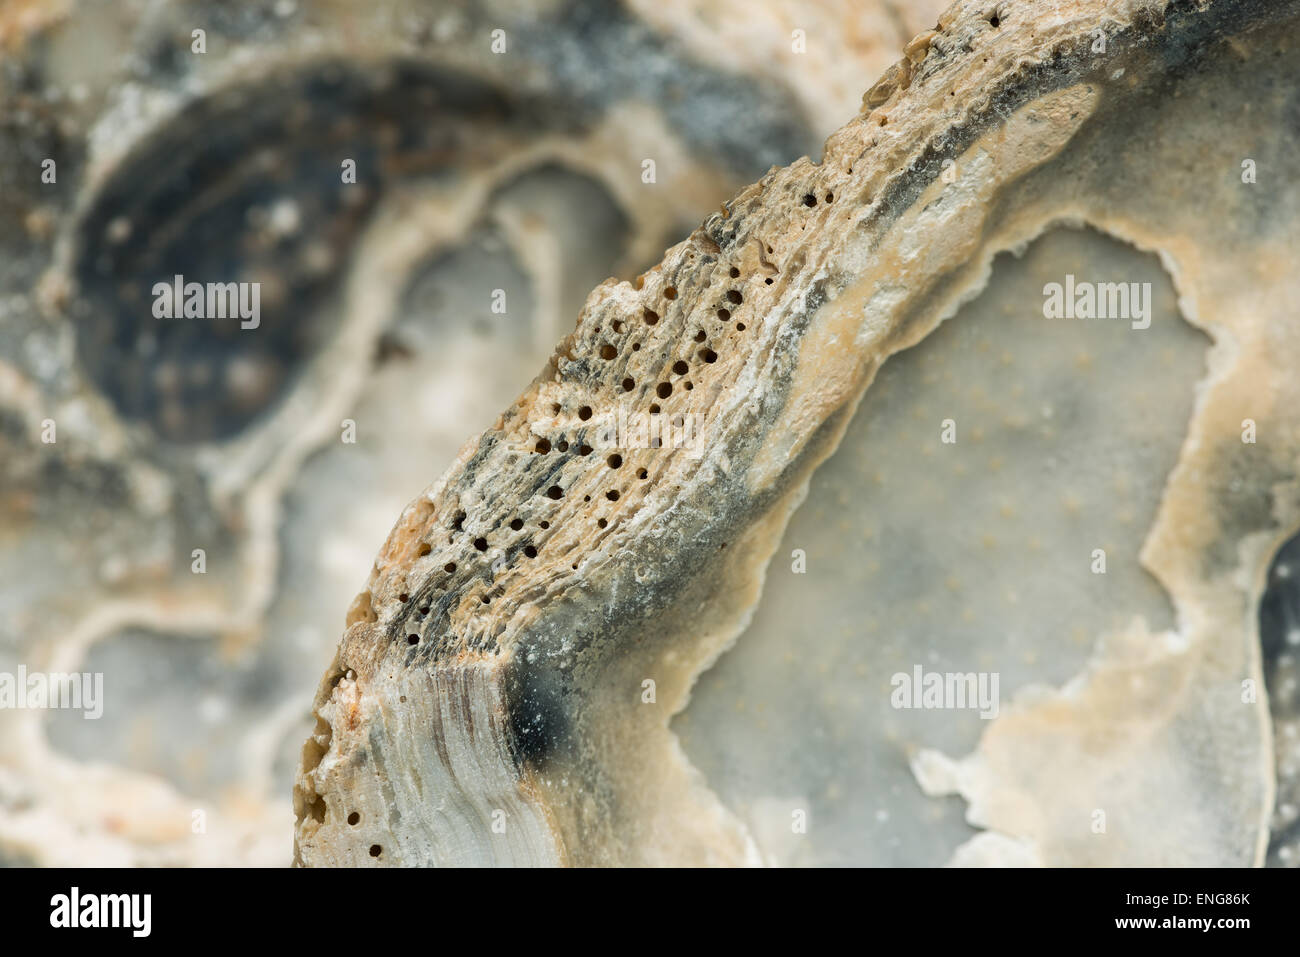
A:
402,487,551,649
401,245,783,638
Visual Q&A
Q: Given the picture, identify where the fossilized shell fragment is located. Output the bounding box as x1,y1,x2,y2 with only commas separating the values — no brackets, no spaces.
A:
0,0,874,866
283,0,1296,866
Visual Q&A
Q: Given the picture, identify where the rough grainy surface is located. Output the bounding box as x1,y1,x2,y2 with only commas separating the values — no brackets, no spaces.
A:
294,0,1300,866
